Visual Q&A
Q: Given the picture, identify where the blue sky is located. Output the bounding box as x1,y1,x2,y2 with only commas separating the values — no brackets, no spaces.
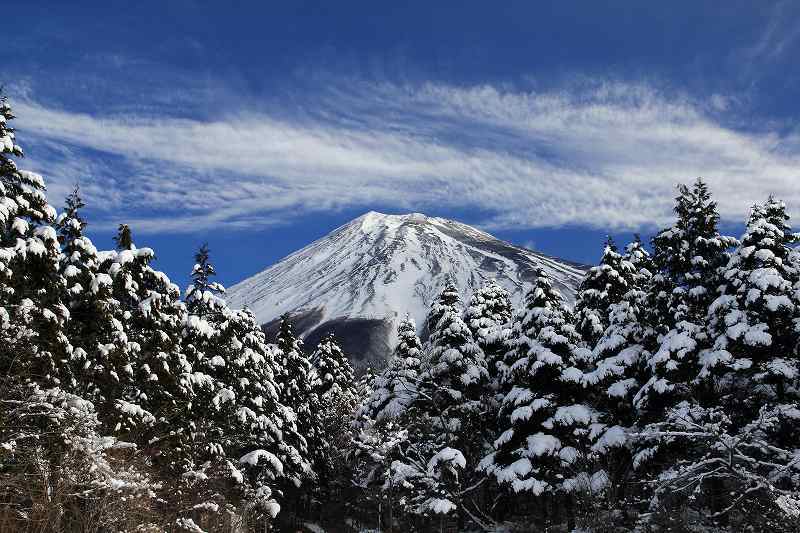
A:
7,1,800,289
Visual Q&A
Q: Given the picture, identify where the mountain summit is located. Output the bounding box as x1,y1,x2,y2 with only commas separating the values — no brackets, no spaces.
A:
226,211,587,367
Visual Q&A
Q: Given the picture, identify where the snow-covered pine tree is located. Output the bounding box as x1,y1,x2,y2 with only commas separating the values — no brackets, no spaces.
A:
626,181,738,524
464,279,513,390
418,280,489,442
623,234,654,287
636,179,737,416
574,237,635,349
210,305,312,501
485,269,596,525
274,315,320,445
96,224,196,486
310,334,358,493
462,279,513,515
185,243,225,318
57,184,87,246
0,92,71,389
390,281,492,524
358,366,376,404
172,249,311,525
351,366,376,428
313,333,357,406
350,316,422,525
578,236,642,444
360,314,422,423
675,198,800,524
423,276,459,344
631,195,800,528
582,245,652,519
705,196,800,398
53,186,136,406
275,315,304,401
393,313,423,379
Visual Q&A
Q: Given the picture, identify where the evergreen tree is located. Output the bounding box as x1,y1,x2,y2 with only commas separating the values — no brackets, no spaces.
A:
311,334,358,494
357,366,376,404
574,237,635,348
350,319,423,525
57,184,87,245
631,191,800,528
177,250,312,522
419,280,488,436
583,258,652,518
209,306,312,490
463,279,513,514
97,224,193,484
705,196,800,398
185,243,225,318
652,180,736,324
113,223,133,250
623,234,654,286
360,314,422,423
637,179,737,415
313,333,358,407
486,270,595,514
394,281,491,523
274,315,319,441
464,279,513,387
423,275,459,343
0,92,71,388
55,186,133,403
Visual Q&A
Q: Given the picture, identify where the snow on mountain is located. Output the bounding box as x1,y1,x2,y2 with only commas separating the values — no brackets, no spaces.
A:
226,211,587,367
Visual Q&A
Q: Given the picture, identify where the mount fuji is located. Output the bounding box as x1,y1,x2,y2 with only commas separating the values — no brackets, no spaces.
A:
226,212,587,368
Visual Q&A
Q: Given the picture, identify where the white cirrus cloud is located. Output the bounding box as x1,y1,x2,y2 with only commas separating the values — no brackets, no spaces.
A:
11,80,800,234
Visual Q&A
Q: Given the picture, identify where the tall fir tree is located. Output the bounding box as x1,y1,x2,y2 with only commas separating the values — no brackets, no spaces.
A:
185,243,225,318
463,278,513,512
113,223,133,250
706,197,800,410
360,314,422,423
310,334,358,495
313,333,358,404
389,282,493,524
55,186,132,402
98,224,194,481
623,234,654,286
209,305,312,491
464,279,513,389
582,247,653,517
631,197,800,527
0,92,71,388
486,270,595,515
574,237,635,348
637,179,737,415
274,315,319,442
419,279,488,438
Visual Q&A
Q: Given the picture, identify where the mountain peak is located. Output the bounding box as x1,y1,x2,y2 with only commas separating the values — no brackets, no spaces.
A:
227,212,586,367
357,211,432,233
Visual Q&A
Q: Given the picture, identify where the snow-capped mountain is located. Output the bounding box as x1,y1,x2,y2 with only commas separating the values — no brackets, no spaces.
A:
226,211,587,367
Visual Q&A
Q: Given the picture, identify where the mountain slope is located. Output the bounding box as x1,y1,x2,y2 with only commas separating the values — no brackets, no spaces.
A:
226,212,587,367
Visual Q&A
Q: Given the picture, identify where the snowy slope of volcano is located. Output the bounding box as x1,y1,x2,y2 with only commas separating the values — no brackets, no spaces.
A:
226,212,587,367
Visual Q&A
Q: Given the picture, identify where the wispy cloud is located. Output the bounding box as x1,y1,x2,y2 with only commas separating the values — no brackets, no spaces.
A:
13,80,800,234
745,1,800,63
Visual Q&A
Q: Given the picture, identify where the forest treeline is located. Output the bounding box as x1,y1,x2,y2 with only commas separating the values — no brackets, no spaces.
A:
1,92,800,532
